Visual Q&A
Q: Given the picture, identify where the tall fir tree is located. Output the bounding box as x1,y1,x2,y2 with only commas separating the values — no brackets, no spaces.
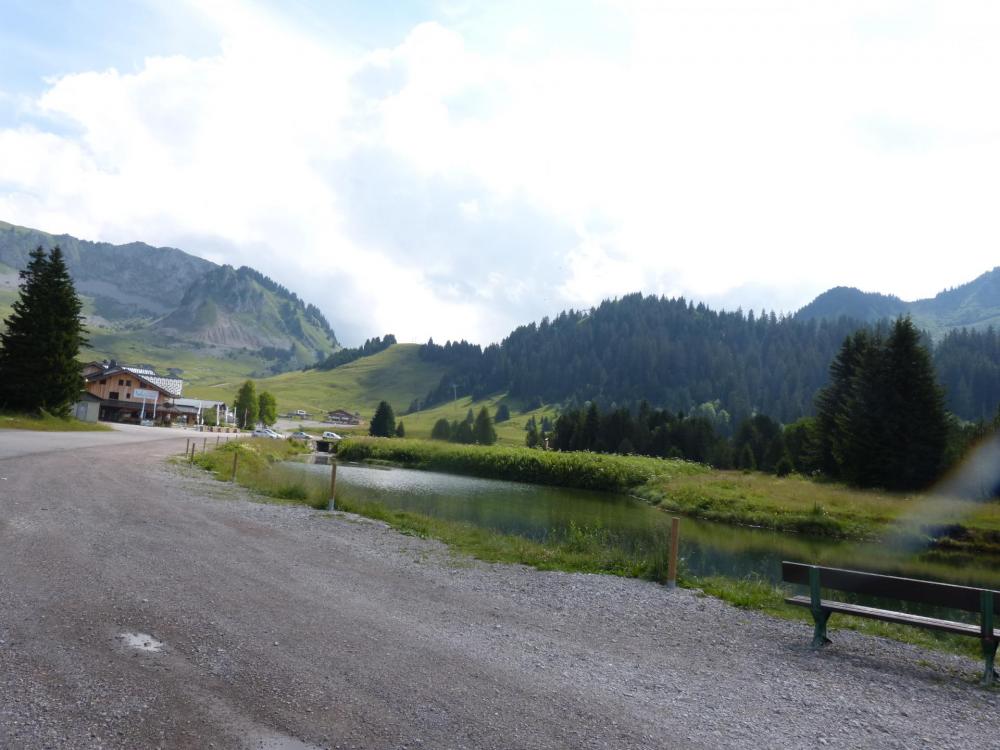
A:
473,406,497,445
0,246,86,415
814,317,947,490
369,401,396,437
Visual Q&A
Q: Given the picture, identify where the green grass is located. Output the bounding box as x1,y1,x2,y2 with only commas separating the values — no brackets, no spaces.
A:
395,394,558,447
187,344,449,419
637,468,1000,553
336,437,707,492
0,410,112,431
191,438,328,508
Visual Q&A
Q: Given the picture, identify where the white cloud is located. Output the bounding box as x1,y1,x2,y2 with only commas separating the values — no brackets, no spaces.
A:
2,1,1000,344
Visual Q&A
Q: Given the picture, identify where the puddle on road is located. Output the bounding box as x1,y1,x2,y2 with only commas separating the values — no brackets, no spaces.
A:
119,631,164,652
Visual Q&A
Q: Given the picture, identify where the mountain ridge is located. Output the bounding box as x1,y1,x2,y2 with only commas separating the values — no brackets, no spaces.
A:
0,220,339,372
795,267,1000,338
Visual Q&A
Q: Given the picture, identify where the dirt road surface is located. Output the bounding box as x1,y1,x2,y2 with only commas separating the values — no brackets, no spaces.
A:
1,426,997,749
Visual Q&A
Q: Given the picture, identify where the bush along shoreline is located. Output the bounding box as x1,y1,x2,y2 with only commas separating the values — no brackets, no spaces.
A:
334,437,707,492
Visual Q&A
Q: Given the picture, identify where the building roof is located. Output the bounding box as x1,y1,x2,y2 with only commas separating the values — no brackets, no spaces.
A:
83,361,183,397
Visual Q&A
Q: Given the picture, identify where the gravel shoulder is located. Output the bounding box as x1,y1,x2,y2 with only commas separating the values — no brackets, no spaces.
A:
1,435,997,749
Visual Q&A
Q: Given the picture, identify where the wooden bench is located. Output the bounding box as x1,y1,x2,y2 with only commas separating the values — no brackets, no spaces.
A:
782,561,1000,686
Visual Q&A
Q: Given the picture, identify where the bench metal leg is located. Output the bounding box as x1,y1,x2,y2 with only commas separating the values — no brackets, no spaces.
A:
811,609,832,649
808,566,831,648
982,639,998,687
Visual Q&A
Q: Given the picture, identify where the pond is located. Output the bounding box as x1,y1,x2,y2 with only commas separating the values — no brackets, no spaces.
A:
297,460,1000,591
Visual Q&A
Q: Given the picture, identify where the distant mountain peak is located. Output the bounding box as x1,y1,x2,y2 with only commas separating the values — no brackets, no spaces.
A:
795,267,1000,339
0,219,338,372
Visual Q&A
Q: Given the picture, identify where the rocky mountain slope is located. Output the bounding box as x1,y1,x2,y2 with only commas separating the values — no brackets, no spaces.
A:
0,220,338,371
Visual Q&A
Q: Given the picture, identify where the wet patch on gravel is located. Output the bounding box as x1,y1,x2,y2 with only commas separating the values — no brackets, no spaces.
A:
118,632,165,653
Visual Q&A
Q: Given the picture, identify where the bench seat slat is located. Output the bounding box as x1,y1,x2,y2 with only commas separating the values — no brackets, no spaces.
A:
782,561,998,612
785,595,1000,638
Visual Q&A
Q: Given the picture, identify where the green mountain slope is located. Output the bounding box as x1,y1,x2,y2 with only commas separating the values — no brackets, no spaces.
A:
184,344,449,418
0,219,339,373
796,268,1000,339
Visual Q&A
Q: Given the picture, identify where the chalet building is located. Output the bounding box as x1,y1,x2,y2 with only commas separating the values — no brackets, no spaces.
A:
82,360,184,424
326,409,361,425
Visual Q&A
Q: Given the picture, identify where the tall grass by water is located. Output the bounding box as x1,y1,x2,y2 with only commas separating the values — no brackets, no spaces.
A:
637,468,1000,552
335,437,707,492
192,438,330,509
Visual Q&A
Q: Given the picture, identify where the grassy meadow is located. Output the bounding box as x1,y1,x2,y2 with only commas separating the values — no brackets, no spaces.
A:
188,344,449,418
393,394,558,447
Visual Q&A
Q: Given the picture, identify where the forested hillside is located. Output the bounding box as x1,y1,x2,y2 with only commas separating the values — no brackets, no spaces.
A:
419,294,1000,426
420,295,869,425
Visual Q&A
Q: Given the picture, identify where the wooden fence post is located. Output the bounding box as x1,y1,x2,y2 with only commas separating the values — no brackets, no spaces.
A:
666,517,680,589
185,438,190,455
202,438,207,454
231,451,239,482
329,461,338,510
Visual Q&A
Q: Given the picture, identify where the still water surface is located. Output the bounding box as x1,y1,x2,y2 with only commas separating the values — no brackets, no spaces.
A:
298,461,1000,589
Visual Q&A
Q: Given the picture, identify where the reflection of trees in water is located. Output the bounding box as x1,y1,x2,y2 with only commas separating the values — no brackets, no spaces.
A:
314,462,1000,591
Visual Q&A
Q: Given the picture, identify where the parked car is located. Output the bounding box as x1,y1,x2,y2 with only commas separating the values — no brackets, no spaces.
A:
289,431,313,440
321,431,343,440
252,428,285,439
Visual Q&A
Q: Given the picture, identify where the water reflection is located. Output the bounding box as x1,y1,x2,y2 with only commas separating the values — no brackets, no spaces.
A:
298,461,1000,588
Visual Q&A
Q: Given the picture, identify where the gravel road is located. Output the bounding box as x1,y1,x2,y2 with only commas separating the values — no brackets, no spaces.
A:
1,428,997,749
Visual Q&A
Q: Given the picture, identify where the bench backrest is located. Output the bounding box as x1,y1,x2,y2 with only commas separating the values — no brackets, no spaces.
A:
782,561,1000,613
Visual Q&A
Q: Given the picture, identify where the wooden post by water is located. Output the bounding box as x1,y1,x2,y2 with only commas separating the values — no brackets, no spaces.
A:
666,517,680,588
231,451,239,482
329,461,338,510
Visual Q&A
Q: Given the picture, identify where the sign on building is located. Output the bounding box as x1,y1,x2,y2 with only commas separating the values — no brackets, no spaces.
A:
133,388,159,402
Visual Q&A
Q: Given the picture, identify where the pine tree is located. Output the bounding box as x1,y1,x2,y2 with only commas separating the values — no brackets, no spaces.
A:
814,318,948,490
395,420,406,438
0,246,87,415
525,419,539,448
473,406,497,445
494,403,511,423
431,418,452,440
234,381,258,429
369,401,396,437
881,317,947,489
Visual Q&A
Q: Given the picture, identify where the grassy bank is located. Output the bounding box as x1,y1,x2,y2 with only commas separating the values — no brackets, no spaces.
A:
0,410,111,431
191,438,328,508
637,469,1000,552
335,437,707,492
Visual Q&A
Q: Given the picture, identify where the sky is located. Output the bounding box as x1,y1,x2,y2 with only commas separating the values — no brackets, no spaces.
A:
1,1,999,346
